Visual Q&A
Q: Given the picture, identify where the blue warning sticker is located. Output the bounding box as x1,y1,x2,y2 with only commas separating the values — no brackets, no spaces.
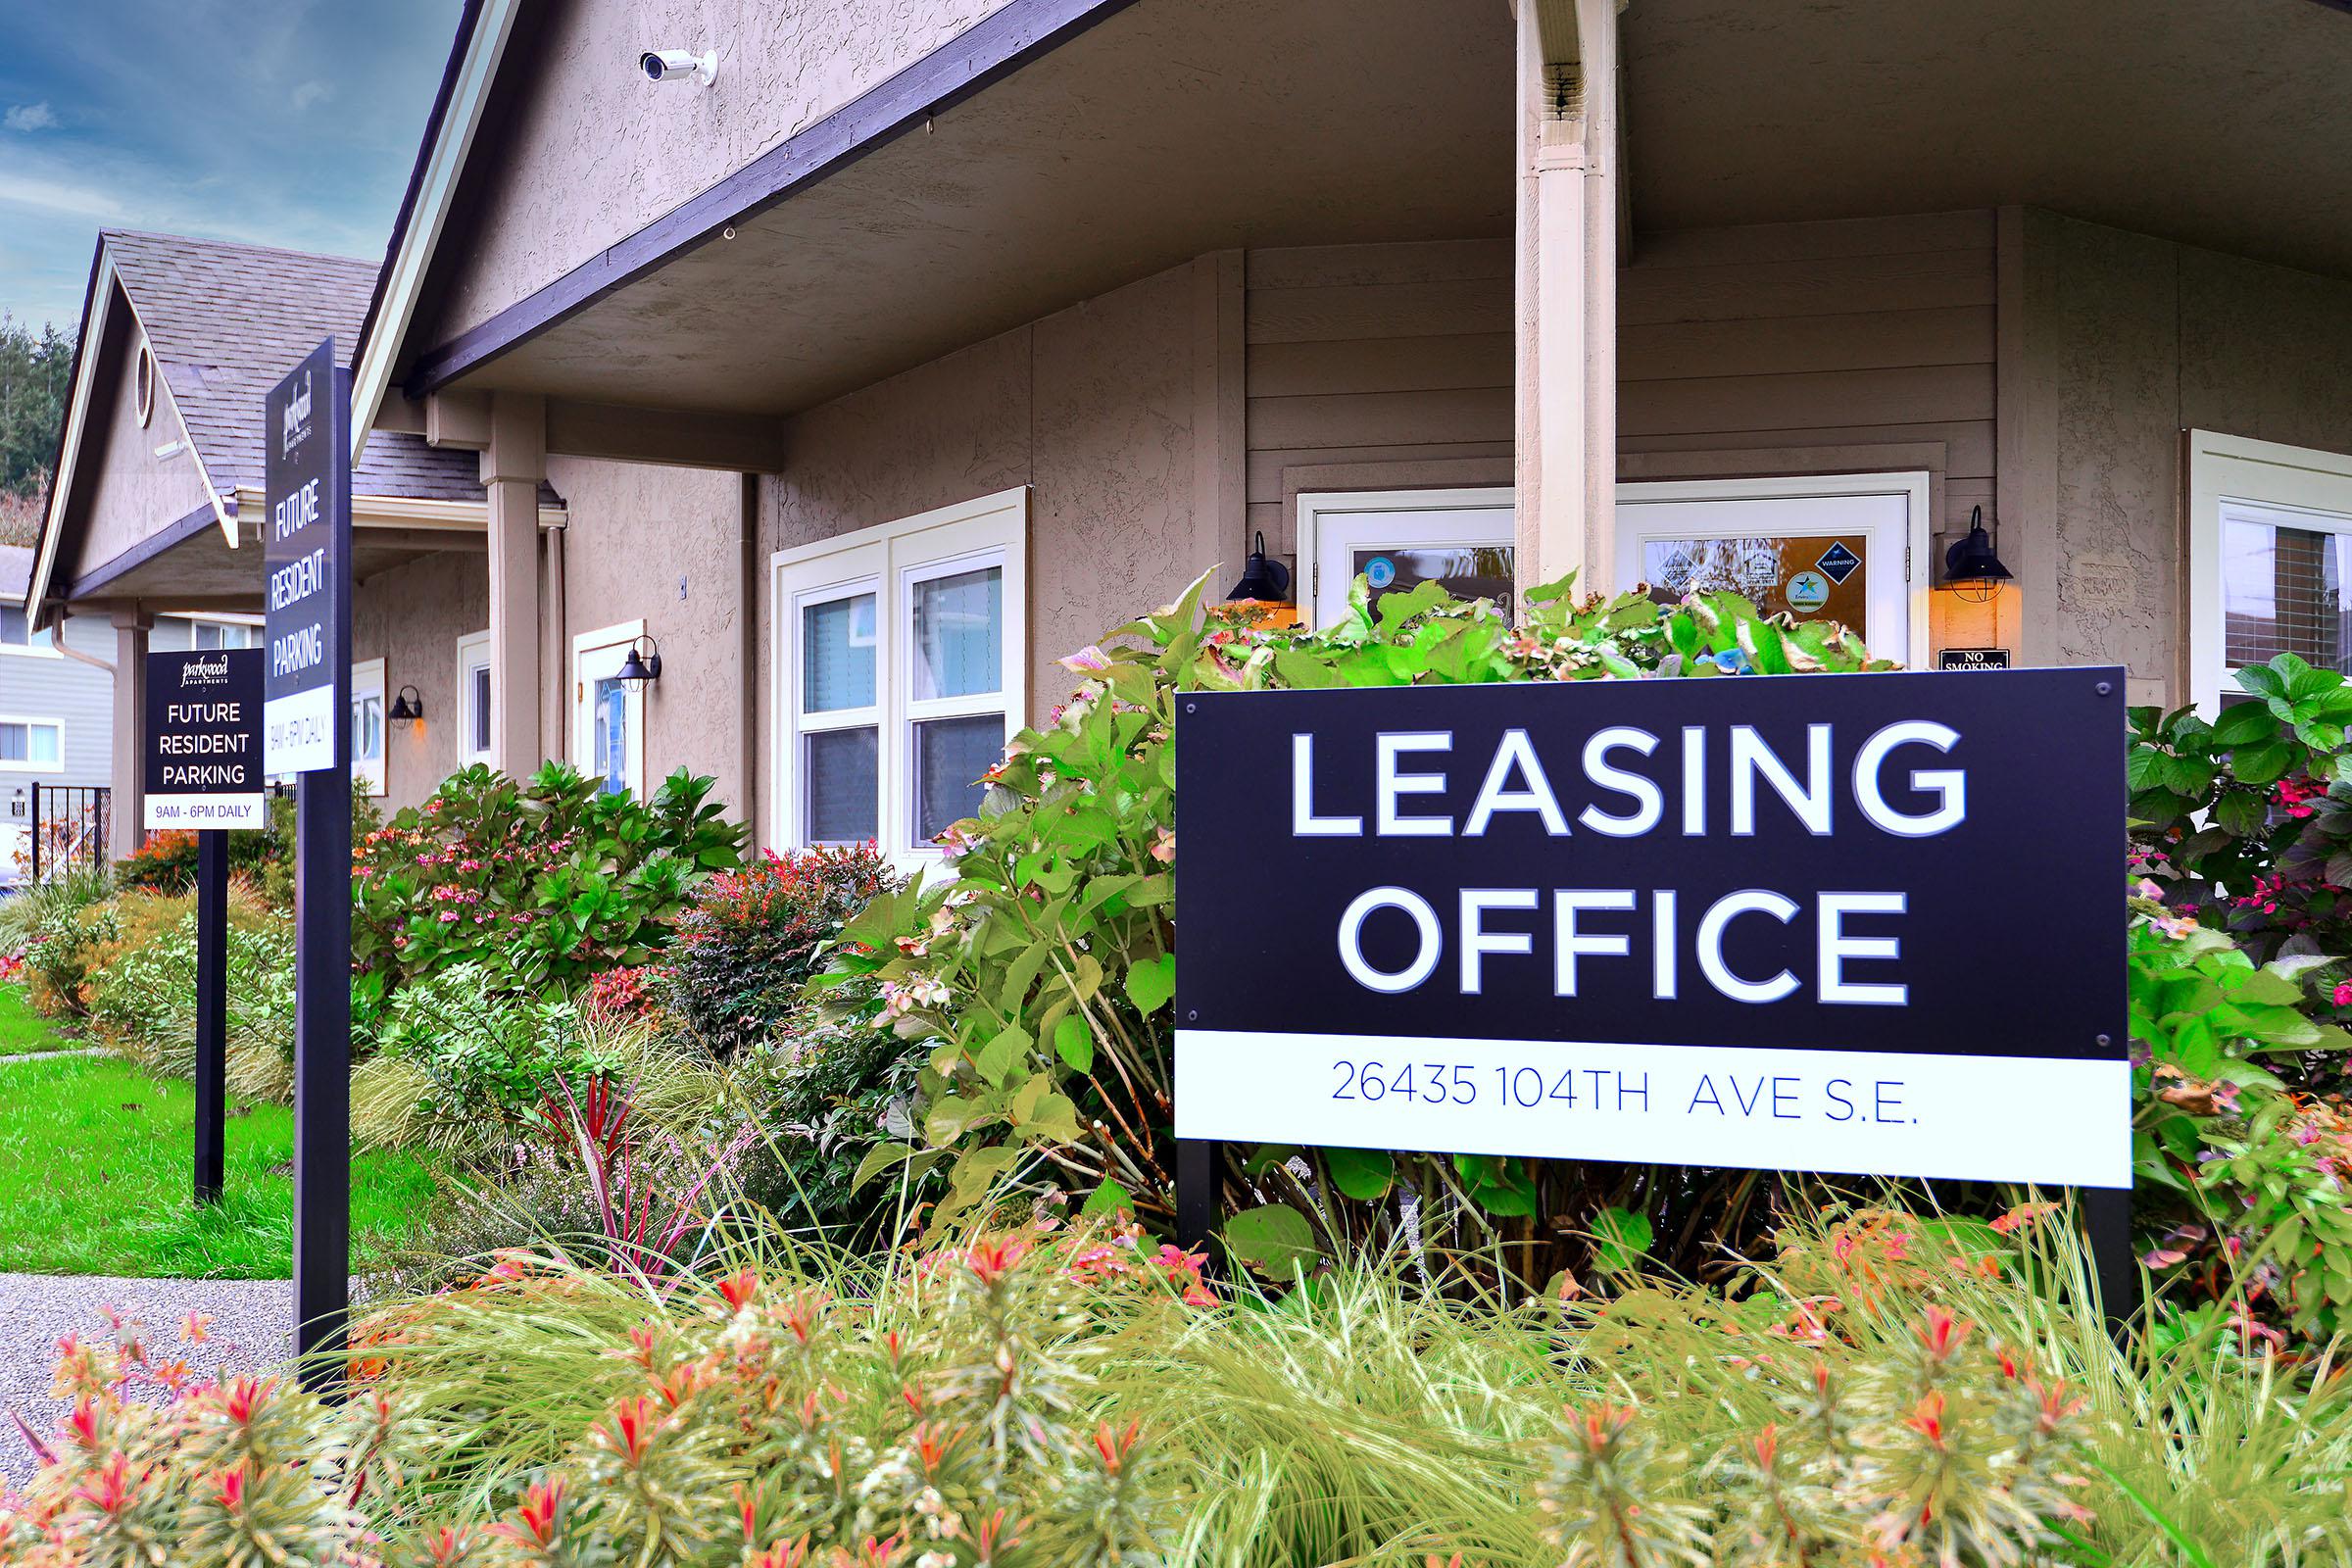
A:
1815,540,1862,584
1365,556,1396,590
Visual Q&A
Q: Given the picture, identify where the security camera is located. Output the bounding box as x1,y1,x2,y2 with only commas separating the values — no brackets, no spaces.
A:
640,49,716,85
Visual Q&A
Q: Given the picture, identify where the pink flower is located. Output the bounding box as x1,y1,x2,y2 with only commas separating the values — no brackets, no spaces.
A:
2332,981,2352,1008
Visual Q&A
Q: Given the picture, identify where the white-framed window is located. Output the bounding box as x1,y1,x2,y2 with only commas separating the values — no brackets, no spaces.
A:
0,605,56,658
352,658,387,797
1615,473,1930,667
188,618,259,650
0,717,65,772
1298,488,1515,627
456,629,493,766
573,619,647,799
772,487,1026,859
2187,430,2352,713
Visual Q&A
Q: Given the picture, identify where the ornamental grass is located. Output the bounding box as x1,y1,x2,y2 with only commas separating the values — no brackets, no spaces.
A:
5,1201,2350,1566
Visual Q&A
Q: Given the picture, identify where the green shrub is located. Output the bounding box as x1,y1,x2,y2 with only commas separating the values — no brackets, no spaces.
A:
84,885,296,1099
663,844,898,1060
738,999,933,1235
363,961,617,1138
832,572,1891,1279
351,761,745,1006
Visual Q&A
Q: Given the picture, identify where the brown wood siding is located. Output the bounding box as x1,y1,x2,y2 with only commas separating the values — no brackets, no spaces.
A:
1244,240,1515,551
1619,210,2000,548
1245,212,1999,555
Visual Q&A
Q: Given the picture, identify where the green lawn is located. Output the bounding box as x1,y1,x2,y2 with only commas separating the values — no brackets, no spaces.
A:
0,981,74,1055
0,1046,444,1279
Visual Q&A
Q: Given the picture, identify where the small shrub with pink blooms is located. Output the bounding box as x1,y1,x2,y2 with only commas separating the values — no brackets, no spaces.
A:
351,761,745,1007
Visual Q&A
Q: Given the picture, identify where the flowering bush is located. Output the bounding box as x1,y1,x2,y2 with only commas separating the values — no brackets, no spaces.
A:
351,761,745,1006
2,1228,1194,1567
830,571,1893,1281
84,884,297,1102
110,828,200,893
585,961,669,1026
665,845,898,1061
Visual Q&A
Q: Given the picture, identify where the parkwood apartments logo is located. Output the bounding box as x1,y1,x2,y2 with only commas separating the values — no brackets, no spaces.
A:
279,368,312,457
177,653,232,688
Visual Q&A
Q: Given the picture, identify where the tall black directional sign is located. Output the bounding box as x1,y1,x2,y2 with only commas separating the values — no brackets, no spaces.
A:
264,337,352,1389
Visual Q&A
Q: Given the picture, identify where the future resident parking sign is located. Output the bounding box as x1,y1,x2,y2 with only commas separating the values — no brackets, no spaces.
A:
263,338,349,775
143,648,266,828
1173,668,2130,1188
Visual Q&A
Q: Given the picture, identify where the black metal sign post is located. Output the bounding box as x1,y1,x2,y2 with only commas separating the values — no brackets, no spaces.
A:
1172,668,2134,1310
143,643,266,1206
193,832,227,1202
265,339,353,1390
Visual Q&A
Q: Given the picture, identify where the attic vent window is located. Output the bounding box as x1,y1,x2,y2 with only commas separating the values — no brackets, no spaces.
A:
134,346,156,427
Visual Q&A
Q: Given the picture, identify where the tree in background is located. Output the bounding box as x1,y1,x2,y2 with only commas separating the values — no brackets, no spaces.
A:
0,314,74,547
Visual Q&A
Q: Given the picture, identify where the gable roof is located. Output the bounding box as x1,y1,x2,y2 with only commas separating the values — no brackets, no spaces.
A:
104,230,485,503
26,229,528,615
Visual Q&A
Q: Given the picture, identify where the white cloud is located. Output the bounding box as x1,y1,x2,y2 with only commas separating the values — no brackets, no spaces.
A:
290,79,333,112
4,103,58,132
0,172,124,221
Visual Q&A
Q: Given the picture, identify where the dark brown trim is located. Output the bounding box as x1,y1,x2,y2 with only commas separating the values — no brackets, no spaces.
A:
403,0,1140,398
61,500,221,603
354,0,491,373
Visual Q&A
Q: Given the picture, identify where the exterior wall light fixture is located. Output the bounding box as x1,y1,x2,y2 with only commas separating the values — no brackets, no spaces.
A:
1940,506,2013,604
388,685,424,725
1224,530,1292,604
615,634,662,685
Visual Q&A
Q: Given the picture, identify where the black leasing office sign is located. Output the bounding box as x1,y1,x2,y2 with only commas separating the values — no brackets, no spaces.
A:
143,649,266,828
1175,668,2128,1188
263,338,348,776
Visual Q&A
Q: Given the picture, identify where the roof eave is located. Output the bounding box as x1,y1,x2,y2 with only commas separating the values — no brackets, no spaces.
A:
349,0,519,468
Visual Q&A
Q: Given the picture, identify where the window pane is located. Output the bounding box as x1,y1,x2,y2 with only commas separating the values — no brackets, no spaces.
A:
1351,546,1515,622
912,714,1003,843
909,566,1003,701
593,677,628,795
0,724,23,761
803,593,876,712
355,696,384,762
2225,518,2352,671
28,726,58,764
805,726,878,843
0,608,28,647
193,622,220,649
469,663,492,754
1640,535,1868,638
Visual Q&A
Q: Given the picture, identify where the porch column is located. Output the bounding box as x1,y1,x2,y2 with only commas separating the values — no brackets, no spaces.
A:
108,606,150,861
1513,0,1622,599
480,393,546,777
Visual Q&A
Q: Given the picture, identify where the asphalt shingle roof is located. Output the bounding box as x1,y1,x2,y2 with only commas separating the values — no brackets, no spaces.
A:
103,231,503,505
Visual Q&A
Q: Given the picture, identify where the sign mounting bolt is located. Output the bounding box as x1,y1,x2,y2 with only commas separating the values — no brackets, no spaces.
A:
1187,1009,1199,1021
2095,681,2113,696
2095,1033,2112,1048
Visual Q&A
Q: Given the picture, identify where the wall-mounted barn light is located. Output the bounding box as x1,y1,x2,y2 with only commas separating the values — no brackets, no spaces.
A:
614,634,662,686
388,685,424,725
1224,530,1293,605
1940,506,2013,604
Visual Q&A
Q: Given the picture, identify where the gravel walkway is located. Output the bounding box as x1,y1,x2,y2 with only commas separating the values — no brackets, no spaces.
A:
0,1274,291,1490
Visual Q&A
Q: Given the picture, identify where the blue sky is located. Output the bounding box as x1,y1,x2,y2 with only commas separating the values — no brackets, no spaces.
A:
0,0,462,330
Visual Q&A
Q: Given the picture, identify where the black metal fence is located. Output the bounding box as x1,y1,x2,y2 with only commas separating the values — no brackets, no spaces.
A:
28,783,111,882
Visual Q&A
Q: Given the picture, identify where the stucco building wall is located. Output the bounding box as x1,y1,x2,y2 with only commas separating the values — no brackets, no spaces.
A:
414,0,1015,353
2013,209,2352,701
757,260,1205,846
70,318,215,579
354,551,487,810
548,456,753,820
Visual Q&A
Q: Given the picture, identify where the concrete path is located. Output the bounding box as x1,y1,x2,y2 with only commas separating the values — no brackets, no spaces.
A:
0,1274,290,1490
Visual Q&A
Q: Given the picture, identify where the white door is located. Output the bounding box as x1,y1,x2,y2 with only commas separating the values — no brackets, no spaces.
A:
1299,488,1515,627
1614,473,1930,666
572,622,646,798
